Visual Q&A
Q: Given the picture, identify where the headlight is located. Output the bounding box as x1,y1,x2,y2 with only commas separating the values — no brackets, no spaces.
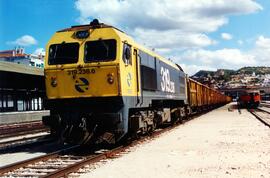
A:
51,76,57,87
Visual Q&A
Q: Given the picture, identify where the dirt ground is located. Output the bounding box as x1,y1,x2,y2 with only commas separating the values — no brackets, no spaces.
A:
80,103,270,178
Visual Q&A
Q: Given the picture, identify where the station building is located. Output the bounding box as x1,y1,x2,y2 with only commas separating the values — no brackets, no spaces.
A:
0,47,45,112
0,47,44,68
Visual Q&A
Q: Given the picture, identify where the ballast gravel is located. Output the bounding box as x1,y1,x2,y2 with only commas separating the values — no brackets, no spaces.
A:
81,103,270,178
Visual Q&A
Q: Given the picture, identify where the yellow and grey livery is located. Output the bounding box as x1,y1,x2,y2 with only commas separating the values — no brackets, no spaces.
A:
43,19,225,145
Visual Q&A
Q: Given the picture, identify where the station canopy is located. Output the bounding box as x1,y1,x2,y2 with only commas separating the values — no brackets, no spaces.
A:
0,61,44,90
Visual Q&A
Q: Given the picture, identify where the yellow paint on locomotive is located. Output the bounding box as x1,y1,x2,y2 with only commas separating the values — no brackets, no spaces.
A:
44,26,144,99
45,28,123,99
45,66,120,99
45,25,180,100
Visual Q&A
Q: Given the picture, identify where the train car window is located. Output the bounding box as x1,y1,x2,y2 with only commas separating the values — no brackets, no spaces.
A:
139,50,158,90
140,51,148,66
148,56,155,69
141,65,157,91
140,51,156,69
123,43,132,65
84,39,116,62
48,43,79,65
179,76,185,85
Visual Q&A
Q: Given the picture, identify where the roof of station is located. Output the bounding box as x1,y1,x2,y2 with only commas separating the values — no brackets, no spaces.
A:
0,61,44,76
0,61,44,90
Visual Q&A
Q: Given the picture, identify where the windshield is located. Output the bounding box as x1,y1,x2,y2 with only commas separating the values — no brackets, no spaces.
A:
48,42,79,65
84,39,116,62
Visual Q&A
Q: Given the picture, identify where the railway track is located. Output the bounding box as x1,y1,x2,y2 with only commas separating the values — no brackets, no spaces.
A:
260,102,270,108
0,121,51,152
0,113,198,177
0,145,82,177
0,141,126,177
249,107,270,128
0,121,49,139
0,133,52,153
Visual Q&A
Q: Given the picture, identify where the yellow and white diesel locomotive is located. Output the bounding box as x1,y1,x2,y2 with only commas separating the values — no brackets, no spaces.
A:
43,19,229,144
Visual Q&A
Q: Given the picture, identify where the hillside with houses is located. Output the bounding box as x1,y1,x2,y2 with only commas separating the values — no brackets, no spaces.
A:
192,67,270,89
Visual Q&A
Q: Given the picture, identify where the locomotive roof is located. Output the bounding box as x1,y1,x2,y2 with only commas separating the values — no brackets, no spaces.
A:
57,19,183,72
57,21,125,34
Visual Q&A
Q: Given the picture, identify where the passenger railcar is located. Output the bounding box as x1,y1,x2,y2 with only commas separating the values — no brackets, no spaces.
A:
43,20,230,145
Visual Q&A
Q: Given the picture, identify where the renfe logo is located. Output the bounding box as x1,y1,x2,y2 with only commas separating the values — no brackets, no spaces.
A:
127,73,132,87
161,67,175,93
75,77,89,93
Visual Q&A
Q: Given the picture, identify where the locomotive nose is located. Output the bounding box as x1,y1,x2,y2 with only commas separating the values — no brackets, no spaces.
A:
45,65,120,99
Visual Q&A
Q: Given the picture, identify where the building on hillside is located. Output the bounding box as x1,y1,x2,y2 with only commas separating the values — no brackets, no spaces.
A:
262,74,270,87
0,47,44,68
29,54,44,68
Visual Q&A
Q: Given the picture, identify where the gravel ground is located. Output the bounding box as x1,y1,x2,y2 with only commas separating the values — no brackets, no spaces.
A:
0,152,45,167
81,103,270,178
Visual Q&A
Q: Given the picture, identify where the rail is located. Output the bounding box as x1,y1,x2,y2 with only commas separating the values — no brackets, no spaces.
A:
0,134,52,153
0,121,48,139
0,145,80,176
249,108,270,128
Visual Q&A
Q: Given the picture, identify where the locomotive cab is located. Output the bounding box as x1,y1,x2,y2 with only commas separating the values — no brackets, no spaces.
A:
46,33,120,98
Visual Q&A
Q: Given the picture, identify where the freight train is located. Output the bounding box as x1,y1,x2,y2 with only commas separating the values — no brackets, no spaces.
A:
42,19,231,145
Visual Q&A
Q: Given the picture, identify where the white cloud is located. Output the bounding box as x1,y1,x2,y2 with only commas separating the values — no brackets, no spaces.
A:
221,33,233,40
75,0,261,50
250,35,270,64
75,0,262,32
177,48,256,75
237,40,243,45
255,35,270,49
134,28,217,53
33,48,45,56
7,35,37,46
180,63,216,76
180,36,270,75
74,0,263,75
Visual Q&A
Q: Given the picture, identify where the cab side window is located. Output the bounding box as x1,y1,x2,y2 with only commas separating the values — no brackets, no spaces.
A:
123,43,132,65
139,50,157,91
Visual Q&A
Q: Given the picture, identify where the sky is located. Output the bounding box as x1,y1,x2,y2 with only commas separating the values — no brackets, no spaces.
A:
1,0,270,75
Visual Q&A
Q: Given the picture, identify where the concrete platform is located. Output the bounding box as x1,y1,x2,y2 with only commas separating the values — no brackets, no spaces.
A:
260,106,270,113
0,110,49,124
80,103,270,178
